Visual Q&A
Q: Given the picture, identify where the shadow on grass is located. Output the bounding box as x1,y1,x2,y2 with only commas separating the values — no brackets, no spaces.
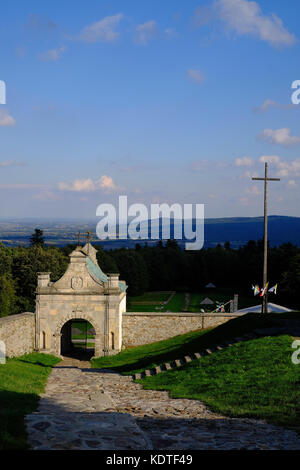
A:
0,390,40,450
92,312,300,374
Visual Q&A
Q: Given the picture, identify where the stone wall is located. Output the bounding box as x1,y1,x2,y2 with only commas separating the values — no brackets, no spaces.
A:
0,313,35,358
122,312,244,347
0,311,245,357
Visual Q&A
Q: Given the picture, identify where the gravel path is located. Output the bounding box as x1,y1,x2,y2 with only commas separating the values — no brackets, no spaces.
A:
25,357,300,450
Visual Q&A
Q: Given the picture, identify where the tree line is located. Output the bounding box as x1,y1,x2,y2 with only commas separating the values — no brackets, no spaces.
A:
0,229,299,317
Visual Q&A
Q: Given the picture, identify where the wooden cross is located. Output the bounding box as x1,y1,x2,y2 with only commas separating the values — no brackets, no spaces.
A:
86,230,91,254
252,162,280,313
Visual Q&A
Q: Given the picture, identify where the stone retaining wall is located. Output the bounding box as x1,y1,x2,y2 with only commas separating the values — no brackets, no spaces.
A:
0,313,35,357
122,312,244,347
0,311,244,356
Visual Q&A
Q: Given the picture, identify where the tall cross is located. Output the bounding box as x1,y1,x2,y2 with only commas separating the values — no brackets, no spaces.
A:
77,231,81,246
252,162,280,313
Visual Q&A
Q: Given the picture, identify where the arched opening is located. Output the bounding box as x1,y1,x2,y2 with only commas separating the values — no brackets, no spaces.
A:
60,318,95,360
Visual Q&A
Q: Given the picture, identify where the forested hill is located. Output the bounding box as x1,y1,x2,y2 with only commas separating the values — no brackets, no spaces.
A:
203,216,300,248
0,215,299,248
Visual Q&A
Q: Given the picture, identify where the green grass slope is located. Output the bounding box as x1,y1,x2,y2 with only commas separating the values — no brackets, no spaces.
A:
0,353,60,450
137,335,300,431
92,312,300,375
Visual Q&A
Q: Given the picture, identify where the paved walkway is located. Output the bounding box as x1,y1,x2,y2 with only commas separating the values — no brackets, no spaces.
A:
25,357,300,450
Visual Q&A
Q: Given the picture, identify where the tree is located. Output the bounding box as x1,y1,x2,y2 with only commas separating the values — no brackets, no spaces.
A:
12,246,68,311
110,249,149,296
0,273,17,317
96,246,118,273
30,229,45,247
280,254,300,309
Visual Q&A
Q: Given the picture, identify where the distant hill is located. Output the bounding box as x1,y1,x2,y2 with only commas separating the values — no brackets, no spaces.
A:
0,215,299,249
202,215,300,248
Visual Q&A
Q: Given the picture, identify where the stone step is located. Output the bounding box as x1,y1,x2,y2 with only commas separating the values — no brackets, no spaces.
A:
193,352,202,359
134,335,259,381
205,348,213,355
183,355,192,363
133,372,143,380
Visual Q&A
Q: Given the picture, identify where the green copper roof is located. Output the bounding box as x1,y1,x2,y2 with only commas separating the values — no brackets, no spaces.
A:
86,256,127,292
87,256,108,283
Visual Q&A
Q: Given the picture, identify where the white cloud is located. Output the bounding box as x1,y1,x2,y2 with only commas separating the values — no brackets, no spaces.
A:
78,14,123,43
34,191,60,201
135,20,157,45
39,46,66,62
0,160,24,167
258,156,300,178
216,0,296,47
246,185,260,195
99,175,117,191
0,110,15,127
58,175,119,192
259,155,281,164
164,28,177,38
187,69,206,84
287,179,297,188
254,99,297,113
276,159,300,178
235,156,254,167
239,170,253,179
258,128,300,146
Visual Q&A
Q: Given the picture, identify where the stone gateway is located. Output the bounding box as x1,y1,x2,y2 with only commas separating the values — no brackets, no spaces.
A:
35,242,127,357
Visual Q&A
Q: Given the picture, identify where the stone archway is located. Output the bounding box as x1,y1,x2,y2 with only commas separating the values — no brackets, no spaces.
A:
53,313,102,357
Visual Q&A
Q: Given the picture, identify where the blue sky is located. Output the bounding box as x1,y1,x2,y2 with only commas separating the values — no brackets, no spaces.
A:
0,0,300,219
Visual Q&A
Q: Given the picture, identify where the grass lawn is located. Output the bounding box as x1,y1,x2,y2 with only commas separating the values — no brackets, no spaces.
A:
127,292,186,313
0,353,60,450
129,292,172,303
92,312,300,375
127,291,175,312
127,289,258,313
92,329,210,374
137,335,300,431
71,320,95,340
188,291,258,312
161,292,185,312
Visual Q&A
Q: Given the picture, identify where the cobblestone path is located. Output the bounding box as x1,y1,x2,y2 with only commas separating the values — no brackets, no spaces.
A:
25,357,300,450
